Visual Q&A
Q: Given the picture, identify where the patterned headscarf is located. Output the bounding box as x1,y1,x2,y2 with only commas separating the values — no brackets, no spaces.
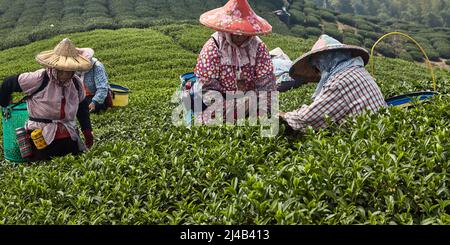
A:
311,50,364,99
212,31,262,69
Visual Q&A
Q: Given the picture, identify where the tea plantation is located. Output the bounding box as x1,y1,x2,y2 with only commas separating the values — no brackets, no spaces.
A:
0,24,449,224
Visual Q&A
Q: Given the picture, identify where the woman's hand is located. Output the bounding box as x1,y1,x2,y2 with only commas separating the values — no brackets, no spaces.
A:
278,112,286,119
89,102,96,113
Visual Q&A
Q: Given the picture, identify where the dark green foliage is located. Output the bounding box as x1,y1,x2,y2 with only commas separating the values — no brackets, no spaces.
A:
344,31,363,43
305,27,322,36
319,10,337,22
343,29,355,35
404,43,437,62
323,24,343,42
343,37,361,46
398,51,414,62
290,9,306,25
408,50,425,62
363,39,375,50
425,13,444,28
335,0,354,14
356,22,375,32
305,15,321,27
324,30,343,42
337,14,356,27
359,30,380,41
426,49,442,62
414,37,434,50
433,41,450,59
28,26,60,42
375,43,397,58
291,26,308,38
414,40,442,61
304,7,317,16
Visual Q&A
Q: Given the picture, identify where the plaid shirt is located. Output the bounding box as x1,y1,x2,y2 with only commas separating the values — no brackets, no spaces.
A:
284,66,387,132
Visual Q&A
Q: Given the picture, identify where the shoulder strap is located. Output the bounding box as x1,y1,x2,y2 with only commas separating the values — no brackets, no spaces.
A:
72,77,80,92
210,37,222,64
10,71,49,109
30,71,50,98
11,71,83,109
211,37,220,50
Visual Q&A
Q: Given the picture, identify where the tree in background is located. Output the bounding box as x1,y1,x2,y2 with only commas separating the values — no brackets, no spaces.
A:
335,0,354,14
425,12,444,27
376,1,390,21
353,0,366,15
441,9,450,27
365,0,378,16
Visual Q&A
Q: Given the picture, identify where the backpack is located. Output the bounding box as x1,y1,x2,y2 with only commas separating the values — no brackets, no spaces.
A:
8,71,81,123
11,71,80,108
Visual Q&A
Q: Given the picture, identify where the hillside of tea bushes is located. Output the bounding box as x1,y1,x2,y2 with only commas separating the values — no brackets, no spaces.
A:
0,24,449,224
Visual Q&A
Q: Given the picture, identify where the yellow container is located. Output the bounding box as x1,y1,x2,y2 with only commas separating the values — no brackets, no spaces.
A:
112,92,129,107
31,129,47,150
111,84,130,107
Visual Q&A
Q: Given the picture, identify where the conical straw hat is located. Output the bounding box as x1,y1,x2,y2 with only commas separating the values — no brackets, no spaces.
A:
200,0,272,36
36,38,93,72
289,35,370,82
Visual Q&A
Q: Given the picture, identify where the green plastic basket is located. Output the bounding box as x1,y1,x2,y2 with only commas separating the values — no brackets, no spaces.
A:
2,102,29,163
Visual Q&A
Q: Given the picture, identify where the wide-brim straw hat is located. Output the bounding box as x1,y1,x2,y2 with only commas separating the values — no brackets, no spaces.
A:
200,0,272,36
289,35,370,82
36,38,93,72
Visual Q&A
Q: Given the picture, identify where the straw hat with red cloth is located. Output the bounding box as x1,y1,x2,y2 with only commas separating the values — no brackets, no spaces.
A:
200,0,272,36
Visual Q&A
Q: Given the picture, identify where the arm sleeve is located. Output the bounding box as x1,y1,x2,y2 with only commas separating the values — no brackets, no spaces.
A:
194,39,224,93
254,42,277,92
283,82,349,132
0,75,22,107
77,97,92,131
17,69,46,95
91,62,109,104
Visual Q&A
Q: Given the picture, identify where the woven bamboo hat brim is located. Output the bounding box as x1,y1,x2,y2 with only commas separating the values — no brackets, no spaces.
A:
36,38,93,72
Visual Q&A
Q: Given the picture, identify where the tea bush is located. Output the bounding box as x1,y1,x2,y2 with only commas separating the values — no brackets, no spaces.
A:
343,37,362,46
290,9,306,25
319,10,337,22
434,41,450,59
290,26,308,38
337,14,356,27
323,28,343,42
305,27,322,37
304,16,321,27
